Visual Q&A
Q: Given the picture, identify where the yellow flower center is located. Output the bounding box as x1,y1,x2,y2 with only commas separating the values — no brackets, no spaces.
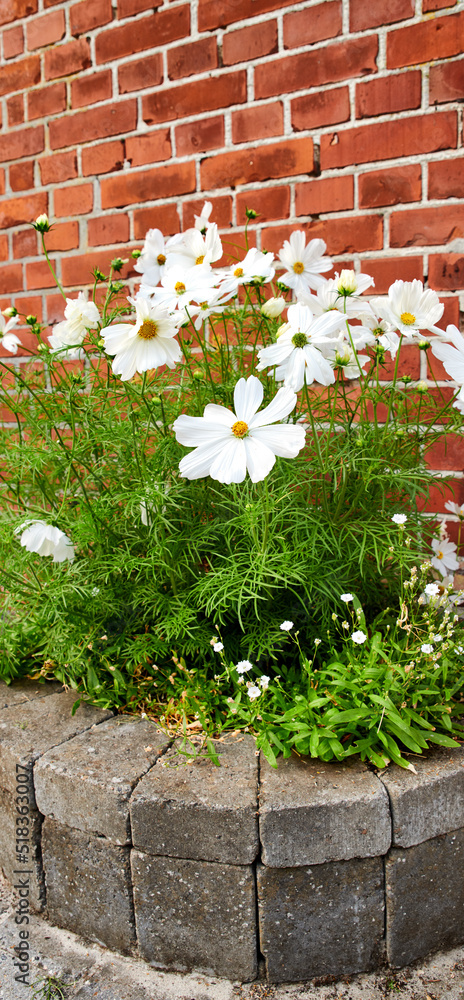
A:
175,282,186,295
292,331,308,348
293,261,305,274
400,311,416,325
196,254,205,265
437,550,444,559
138,319,158,341
157,253,166,265
234,267,244,278
373,327,383,336
231,420,249,438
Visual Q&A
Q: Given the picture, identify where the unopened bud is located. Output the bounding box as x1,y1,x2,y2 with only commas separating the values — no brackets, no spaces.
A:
33,213,51,233
261,297,285,319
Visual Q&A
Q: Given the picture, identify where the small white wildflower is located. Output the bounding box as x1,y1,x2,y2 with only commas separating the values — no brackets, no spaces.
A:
236,659,253,674
340,593,354,602
392,513,407,525
421,643,434,654
424,583,440,597
259,675,270,690
280,620,294,631
213,642,224,652
91,586,100,596
314,637,321,646
342,620,349,629
247,685,261,701
456,645,464,654
351,630,367,644
432,634,444,643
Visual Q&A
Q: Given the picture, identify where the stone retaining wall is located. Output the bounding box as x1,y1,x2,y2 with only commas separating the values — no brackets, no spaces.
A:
0,680,463,983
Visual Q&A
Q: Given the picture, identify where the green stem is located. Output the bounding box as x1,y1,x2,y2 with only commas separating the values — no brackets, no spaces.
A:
40,234,66,300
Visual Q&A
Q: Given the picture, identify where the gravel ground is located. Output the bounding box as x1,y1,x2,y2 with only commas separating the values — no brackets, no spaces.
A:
0,872,463,1000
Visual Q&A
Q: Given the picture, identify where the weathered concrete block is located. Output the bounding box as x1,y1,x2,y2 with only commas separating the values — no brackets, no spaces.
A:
0,786,45,911
380,746,464,847
257,856,385,983
0,690,112,801
132,850,258,981
42,818,136,955
259,753,391,867
35,716,168,844
131,734,259,864
386,826,464,967
0,680,63,710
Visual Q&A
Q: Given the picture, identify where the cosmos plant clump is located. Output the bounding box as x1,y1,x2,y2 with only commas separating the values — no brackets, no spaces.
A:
0,205,463,768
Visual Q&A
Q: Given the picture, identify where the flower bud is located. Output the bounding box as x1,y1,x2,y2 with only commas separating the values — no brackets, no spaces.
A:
33,213,51,233
2,306,17,318
26,315,37,325
245,207,258,220
261,297,286,319
337,269,358,295
131,249,142,259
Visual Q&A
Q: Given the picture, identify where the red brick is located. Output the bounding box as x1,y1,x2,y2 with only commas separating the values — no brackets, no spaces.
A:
181,196,232,232
46,221,80,251
13,230,37,259
350,0,413,30
0,0,37,27
359,164,421,209
39,151,78,186
201,138,314,190
28,82,66,121
320,112,457,169
143,71,246,125
430,60,464,105
3,24,23,59
175,116,224,156
44,39,91,82
429,254,464,292
262,215,383,255
49,101,137,150
0,234,7,260
7,94,24,126
424,0,457,9
0,125,43,163
118,54,163,94
125,130,171,167
71,70,112,109
232,103,283,143
390,205,464,248
133,202,181,239
0,192,47,230
101,161,196,209
425,435,463,472
81,140,125,177
295,176,354,216
61,250,134,288
372,343,421,381
55,184,94,217
222,20,277,65
0,54,40,96
362,257,423,295
283,2,342,48
429,157,464,200
0,263,22,294
0,170,4,196
9,162,34,192
236,187,290,225
255,36,378,101
88,214,130,246
356,70,421,119
199,0,296,31
168,37,217,80
71,0,112,35
117,0,162,15
27,9,65,50
388,11,464,70
440,296,460,329
96,7,189,64
26,260,59,290
291,86,350,131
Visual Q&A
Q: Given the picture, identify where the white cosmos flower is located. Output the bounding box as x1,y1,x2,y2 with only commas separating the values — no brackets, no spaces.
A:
373,280,444,338
430,324,464,384
154,264,217,313
167,224,222,271
220,247,275,294
278,232,332,296
48,292,100,352
134,228,182,289
0,312,22,353
256,302,345,391
17,520,75,563
101,296,182,382
351,630,367,644
445,500,464,518
174,375,305,485
431,536,460,577
194,200,213,233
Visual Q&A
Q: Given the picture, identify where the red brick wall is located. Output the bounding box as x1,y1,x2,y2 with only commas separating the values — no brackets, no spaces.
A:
1,0,464,438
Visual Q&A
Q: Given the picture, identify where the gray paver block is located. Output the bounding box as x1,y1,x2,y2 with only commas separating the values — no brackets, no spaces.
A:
259,753,391,867
0,690,112,801
35,715,169,844
42,818,136,955
130,734,259,864
257,856,385,983
0,680,63,710
380,746,464,847
386,826,464,968
0,786,45,911
131,849,258,981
